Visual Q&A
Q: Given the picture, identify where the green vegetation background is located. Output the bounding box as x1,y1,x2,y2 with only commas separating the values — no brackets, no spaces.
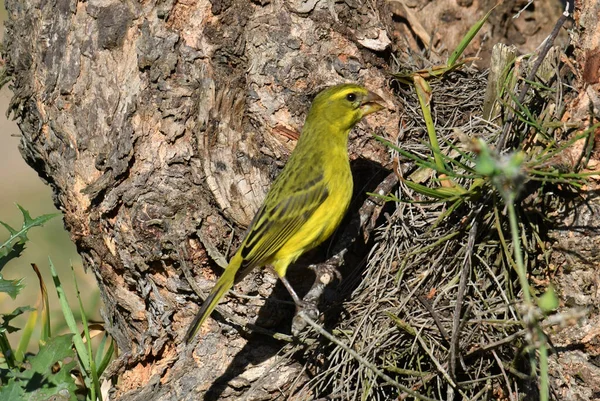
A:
0,4,101,351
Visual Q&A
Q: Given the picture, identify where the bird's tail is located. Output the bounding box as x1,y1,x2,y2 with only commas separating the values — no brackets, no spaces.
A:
184,253,242,342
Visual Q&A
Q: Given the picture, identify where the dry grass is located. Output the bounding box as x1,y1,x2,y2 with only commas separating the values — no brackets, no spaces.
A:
279,39,594,400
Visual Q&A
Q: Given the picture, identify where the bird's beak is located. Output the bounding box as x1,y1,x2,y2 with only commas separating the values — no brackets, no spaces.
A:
360,91,386,116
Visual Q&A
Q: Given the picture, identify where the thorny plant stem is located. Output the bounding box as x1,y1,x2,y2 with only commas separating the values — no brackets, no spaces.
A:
497,4,571,151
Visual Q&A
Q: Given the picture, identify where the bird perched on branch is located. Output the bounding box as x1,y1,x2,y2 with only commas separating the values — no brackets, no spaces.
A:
185,83,385,342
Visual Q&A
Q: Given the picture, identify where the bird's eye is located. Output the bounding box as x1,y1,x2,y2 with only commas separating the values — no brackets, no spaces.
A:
346,93,357,102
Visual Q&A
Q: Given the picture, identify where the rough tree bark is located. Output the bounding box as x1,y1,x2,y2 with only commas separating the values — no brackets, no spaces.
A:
3,0,598,399
2,0,397,399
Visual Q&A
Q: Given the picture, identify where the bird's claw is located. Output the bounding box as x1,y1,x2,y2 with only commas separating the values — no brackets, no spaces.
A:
291,300,319,336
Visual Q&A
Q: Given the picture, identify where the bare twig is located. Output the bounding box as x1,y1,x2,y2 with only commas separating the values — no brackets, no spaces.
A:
298,311,441,401
449,219,478,381
417,295,450,343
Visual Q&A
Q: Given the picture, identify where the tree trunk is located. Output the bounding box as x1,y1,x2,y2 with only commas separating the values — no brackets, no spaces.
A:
3,0,598,399
2,0,396,399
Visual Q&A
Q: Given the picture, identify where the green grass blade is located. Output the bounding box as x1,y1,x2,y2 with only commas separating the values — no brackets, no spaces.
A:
47,258,91,372
15,310,37,363
448,6,497,67
402,178,465,200
72,265,102,401
428,197,466,231
414,75,446,173
95,333,115,378
531,125,599,166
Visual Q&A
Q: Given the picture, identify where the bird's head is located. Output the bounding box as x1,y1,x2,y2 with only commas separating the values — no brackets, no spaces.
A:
308,84,386,132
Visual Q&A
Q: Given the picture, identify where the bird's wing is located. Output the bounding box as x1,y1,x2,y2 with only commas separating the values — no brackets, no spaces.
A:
237,173,329,271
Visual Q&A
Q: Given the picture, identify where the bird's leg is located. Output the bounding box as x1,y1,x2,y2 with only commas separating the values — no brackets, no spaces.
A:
276,274,320,335
278,274,304,306
290,260,344,335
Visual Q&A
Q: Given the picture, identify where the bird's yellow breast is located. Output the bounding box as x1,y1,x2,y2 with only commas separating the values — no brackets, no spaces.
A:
271,154,353,276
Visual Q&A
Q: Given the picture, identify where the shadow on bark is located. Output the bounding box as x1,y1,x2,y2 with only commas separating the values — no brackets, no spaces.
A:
201,159,391,398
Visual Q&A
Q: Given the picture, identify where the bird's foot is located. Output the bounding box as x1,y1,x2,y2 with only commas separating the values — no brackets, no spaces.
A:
291,300,319,336
278,264,342,336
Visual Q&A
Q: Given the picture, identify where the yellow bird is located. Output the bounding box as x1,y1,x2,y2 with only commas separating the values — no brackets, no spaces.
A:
185,83,385,341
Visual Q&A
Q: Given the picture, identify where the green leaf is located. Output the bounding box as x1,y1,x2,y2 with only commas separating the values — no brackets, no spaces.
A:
0,205,60,261
1,306,34,334
0,221,17,236
414,75,446,174
0,378,26,400
27,334,74,373
22,334,78,401
72,263,101,400
0,274,25,299
401,178,464,200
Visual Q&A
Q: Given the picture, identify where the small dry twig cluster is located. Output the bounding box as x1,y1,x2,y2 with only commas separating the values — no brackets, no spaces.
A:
283,35,589,398
300,70,518,400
